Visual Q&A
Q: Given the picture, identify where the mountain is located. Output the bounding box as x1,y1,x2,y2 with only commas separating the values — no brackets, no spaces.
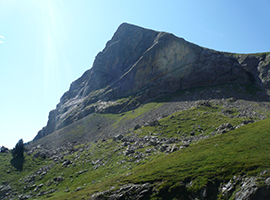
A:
33,23,270,142
2,23,270,200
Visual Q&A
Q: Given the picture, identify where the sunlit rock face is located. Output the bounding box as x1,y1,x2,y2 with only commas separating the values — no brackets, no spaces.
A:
237,53,270,88
34,23,270,141
113,31,249,97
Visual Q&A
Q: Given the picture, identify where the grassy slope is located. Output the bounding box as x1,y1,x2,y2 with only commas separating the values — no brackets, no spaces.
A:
29,102,163,149
1,93,270,199
41,104,270,199
134,104,247,138
0,153,47,191
69,116,270,200
128,118,270,183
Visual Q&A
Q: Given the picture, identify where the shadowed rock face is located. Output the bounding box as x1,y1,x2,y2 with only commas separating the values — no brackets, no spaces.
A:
34,23,270,141
60,23,159,102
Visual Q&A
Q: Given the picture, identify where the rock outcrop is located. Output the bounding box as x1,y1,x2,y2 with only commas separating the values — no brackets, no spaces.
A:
34,23,270,141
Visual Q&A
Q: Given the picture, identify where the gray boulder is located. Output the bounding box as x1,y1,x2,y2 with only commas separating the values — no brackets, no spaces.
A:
113,134,124,141
216,123,234,134
123,145,135,156
234,177,258,200
62,159,71,167
91,183,152,200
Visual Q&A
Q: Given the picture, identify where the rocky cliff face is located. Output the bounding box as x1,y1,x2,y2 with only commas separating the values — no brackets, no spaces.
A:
34,23,270,141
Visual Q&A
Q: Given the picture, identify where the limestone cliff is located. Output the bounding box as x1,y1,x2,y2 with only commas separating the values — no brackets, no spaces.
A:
33,23,270,141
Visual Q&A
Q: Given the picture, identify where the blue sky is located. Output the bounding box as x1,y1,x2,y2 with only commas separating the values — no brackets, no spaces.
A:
0,0,270,148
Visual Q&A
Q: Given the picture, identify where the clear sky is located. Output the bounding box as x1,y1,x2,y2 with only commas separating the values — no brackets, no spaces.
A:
0,0,270,149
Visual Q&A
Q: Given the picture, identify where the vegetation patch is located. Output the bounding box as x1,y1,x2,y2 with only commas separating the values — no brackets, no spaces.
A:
1,97,270,199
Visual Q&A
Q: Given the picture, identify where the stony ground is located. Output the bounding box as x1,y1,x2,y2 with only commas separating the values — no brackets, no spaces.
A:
2,83,270,199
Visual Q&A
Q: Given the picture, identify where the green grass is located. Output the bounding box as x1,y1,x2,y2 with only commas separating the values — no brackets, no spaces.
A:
31,101,163,148
47,104,269,199
112,102,163,128
2,97,270,199
53,116,270,200
0,153,48,193
129,117,270,182
133,103,251,138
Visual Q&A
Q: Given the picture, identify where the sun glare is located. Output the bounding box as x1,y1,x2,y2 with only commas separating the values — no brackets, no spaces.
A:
41,0,72,99
0,35,4,43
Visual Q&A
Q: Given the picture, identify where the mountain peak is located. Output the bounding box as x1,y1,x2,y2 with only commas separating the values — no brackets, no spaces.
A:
116,22,152,33
117,22,141,29
33,24,270,142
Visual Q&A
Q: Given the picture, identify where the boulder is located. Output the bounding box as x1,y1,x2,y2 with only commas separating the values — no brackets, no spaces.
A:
33,149,49,159
18,194,31,199
91,183,152,200
113,134,124,141
160,144,168,152
134,124,141,130
53,176,64,182
75,186,82,191
148,119,160,126
123,146,135,156
234,177,258,200
216,123,234,134
62,160,71,167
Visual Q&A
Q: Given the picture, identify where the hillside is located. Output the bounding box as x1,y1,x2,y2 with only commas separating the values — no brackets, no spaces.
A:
1,97,270,199
1,23,270,199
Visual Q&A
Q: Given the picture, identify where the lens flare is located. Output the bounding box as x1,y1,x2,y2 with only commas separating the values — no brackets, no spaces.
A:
0,35,4,43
